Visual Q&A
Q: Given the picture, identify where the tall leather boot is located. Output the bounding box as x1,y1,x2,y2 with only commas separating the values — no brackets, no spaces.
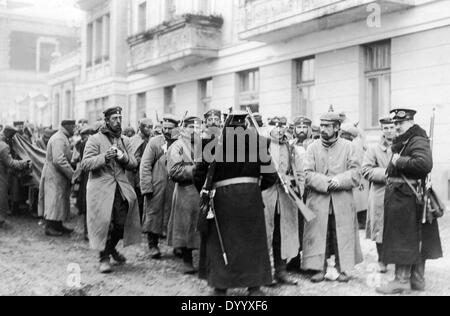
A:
376,265,412,294
411,259,426,292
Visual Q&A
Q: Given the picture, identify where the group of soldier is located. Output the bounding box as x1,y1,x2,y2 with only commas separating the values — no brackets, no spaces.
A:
0,104,443,296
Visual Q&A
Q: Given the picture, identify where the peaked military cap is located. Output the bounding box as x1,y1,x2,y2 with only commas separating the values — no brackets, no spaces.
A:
79,126,95,136
103,106,123,118
13,121,24,126
183,116,202,127
293,116,312,126
269,116,288,127
204,109,222,120
379,117,394,125
61,120,76,127
162,114,180,125
390,108,417,122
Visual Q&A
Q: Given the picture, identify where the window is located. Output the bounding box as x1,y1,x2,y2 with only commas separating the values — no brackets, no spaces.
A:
54,93,61,123
364,40,391,128
238,69,259,112
165,0,176,21
164,86,176,114
94,17,103,65
294,57,315,118
138,2,147,33
137,92,147,121
103,15,110,62
87,97,109,124
199,78,213,113
86,23,93,67
86,14,110,67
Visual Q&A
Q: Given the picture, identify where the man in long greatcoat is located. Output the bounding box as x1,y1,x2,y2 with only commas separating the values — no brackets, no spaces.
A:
287,115,313,273
167,116,202,274
81,106,141,274
303,112,363,283
127,118,153,220
193,111,278,296
262,117,299,285
39,120,76,237
0,126,31,227
361,117,395,273
376,108,442,294
140,114,179,259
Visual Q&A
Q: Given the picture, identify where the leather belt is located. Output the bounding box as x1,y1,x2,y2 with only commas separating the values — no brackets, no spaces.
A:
387,177,419,185
213,177,259,189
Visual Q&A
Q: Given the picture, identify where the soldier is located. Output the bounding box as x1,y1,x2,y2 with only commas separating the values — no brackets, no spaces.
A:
193,111,278,296
362,117,395,273
74,126,96,241
128,118,154,220
341,124,370,230
287,115,313,273
202,109,222,139
376,108,443,294
303,112,363,283
140,114,180,259
167,116,202,274
9,121,29,215
81,106,141,274
262,116,299,285
39,120,76,237
0,126,31,227
35,128,57,151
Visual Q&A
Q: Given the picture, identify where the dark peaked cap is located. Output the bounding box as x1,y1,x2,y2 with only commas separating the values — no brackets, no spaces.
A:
390,108,417,122
103,106,122,118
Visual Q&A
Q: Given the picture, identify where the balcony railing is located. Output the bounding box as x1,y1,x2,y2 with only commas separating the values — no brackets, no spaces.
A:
128,14,223,75
239,0,416,42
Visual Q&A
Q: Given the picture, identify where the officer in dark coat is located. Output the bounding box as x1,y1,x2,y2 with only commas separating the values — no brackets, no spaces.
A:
376,108,443,294
194,111,278,296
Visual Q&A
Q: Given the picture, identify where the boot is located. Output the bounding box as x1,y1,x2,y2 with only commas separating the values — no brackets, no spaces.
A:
411,260,426,292
336,272,350,283
99,252,113,274
111,249,127,265
248,287,265,297
275,270,298,286
378,262,388,274
311,271,326,283
182,248,197,275
45,220,63,237
147,233,161,259
376,265,412,295
286,254,302,273
57,221,74,235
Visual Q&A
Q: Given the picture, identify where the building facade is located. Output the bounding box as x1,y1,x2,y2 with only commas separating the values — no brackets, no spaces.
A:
68,0,450,200
0,0,80,125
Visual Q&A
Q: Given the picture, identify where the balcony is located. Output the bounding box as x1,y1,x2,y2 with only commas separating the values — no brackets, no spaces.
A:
239,0,416,43
128,14,223,75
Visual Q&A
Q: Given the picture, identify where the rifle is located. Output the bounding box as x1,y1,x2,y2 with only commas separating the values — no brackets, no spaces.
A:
422,108,445,223
198,113,233,266
246,107,316,222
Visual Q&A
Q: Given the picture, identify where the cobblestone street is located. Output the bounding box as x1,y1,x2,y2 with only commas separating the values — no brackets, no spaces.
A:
1,212,449,296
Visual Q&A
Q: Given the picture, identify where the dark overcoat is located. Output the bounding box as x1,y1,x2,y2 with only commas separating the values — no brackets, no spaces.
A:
193,130,278,289
382,124,442,265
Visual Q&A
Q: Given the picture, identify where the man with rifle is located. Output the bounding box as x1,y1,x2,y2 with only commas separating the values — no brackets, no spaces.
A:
193,111,278,296
303,112,363,283
261,116,300,286
376,108,442,294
